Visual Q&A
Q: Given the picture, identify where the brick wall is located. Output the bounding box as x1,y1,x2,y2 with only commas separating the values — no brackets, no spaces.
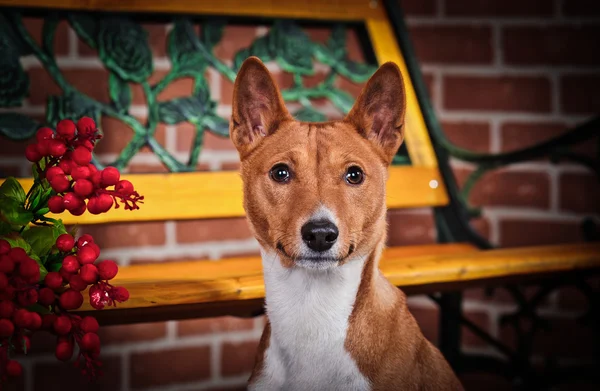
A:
1,0,599,390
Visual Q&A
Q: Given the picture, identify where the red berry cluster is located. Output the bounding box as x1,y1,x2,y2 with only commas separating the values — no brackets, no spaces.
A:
0,233,129,381
26,117,143,216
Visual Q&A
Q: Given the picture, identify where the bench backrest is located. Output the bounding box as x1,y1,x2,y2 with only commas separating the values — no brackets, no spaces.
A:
0,0,453,227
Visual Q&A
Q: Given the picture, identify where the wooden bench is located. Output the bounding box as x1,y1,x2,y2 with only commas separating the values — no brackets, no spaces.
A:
0,0,599,387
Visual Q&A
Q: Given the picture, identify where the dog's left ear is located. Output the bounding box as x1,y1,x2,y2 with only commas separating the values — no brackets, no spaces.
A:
345,62,406,164
230,57,292,157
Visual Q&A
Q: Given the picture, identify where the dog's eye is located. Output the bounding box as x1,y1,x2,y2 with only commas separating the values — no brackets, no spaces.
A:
269,164,291,183
345,166,364,185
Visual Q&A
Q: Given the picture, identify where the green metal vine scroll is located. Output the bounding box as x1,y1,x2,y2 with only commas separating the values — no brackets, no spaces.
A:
0,11,410,172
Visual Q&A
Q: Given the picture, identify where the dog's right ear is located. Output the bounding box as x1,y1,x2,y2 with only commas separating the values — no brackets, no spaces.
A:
230,57,291,156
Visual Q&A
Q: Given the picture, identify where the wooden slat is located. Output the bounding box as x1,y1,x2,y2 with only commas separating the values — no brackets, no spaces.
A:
76,242,600,315
10,166,448,225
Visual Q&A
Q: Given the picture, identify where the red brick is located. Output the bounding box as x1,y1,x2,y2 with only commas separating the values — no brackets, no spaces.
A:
563,0,600,16
504,26,600,67
464,286,552,306
499,219,584,247
500,316,595,358
126,163,170,173
176,218,252,243
130,254,209,264
221,77,235,105
222,162,241,171
175,123,234,152
0,138,29,157
95,116,134,155
442,121,491,152
446,0,553,17
23,18,70,56
98,322,167,346
27,68,61,105
178,316,255,336
221,339,260,376
205,386,248,391
443,76,551,112
336,75,368,99
408,305,439,345
213,25,259,61
387,210,436,246
28,67,108,107
34,355,122,391
454,169,550,209
560,75,600,115
462,311,491,348
78,23,167,58
556,285,589,311
157,76,195,102
560,173,600,214
79,221,166,249
399,0,437,16
409,25,493,64
459,373,512,391
0,165,24,178
471,217,491,240
500,122,567,152
130,346,211,388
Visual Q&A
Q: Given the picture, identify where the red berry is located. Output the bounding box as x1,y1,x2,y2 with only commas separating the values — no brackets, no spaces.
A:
62,255,79,273
86,196,101,215
115,179,134,194
55,336,74,361
90,171,103,188
100,167,120,187
72,146,92,166
45,271,63,290
59,267,74,283
25,144,42,162
81,139,95,151
36,140,50,157
38,287,56,306
17,288,38,307
59,289,83,310
0,255,15,273
0,318,14,337
80,316,99,334
8,247,28,262
53,315,72,335
97,260,118,280
80,332,101,352
77,234,95,248
19,258,40,278
113,286,129,302
0,273,7,290
62,192,84,212
74,179,94,197
69,275,87,291
58,158,72,174
69,203,87,216
56,233,75,252
80,264,99,284
77,116,97,134
48,139,67,157
0,240,9,255
41,314,57,330
5,360,22,377
88,195,113,214
13,309,30,328
88,164,98,174
56,119,76,140
71,165,91,180
49,174,70,193
48,195,65,213
46,166,65,182
77,246,98,265
36,127,53,142
0,300,15,318
28,312,42,330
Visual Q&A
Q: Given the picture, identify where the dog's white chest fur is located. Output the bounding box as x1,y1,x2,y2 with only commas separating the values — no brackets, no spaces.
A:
250,250,371,391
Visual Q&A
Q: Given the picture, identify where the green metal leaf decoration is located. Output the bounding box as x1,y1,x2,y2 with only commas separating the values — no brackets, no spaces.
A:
325,89,355,114
109,73,132,113
0,13,32,56
168,19,209,77
158,96,207,125
336,60,375,83
42,14,59,55
270,21,314,75
314,25,346,65
294,107,327,122
0,33,29,108
46,94,100,127
97,17,153,83
0,113,40,140
68,13,98,49
203,115,229,137
201,20,226,50
233,35,272,71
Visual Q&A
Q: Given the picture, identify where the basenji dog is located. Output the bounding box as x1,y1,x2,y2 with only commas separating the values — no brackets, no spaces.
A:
230,57,463,391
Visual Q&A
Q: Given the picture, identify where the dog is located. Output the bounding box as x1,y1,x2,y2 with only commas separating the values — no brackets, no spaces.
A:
230,56,463,391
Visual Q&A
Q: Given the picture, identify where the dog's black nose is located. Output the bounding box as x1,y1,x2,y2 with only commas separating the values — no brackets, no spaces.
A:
301,220,339,252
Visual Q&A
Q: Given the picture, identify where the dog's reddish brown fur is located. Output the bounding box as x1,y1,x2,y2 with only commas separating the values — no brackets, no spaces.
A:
231,56,463,390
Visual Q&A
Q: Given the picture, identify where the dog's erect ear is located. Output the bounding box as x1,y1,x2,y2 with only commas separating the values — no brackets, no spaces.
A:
230,57,291,155
345,62,406,164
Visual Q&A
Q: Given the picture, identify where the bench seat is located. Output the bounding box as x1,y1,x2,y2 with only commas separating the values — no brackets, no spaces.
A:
77,242,600,325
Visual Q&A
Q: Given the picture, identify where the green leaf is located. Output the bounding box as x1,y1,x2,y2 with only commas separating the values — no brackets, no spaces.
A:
27,303,51,315
0,113,39,140
3,236,32,255
109,73,132,113
42,14,59,55
22,226,60,258
204,115,229,137
68,13,98,49
293,107,327,122
325,89,355,114
158,96,205,125
0,197,33,225
168,19,209,77
0,221,12,236
0,177,26,204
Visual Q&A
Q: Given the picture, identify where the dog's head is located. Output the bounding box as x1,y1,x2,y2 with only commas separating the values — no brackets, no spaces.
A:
231,57,406,270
